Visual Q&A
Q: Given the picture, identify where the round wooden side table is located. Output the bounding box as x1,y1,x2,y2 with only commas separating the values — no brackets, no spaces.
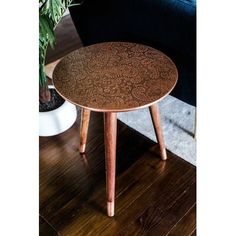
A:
53,42,178,217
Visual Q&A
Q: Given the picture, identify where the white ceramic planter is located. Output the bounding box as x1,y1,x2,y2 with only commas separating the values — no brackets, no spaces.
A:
39,86,77,137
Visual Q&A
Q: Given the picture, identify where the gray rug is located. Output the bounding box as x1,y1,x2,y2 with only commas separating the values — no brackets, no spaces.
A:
117,95,196,166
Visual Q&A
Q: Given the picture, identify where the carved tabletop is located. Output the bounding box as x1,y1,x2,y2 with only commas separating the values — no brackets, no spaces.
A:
53,42,178,112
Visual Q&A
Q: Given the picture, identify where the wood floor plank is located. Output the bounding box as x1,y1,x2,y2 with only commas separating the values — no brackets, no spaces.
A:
40,112,103,216
116,183,195,236
168,204,196,236
146,183,196,236
40,92,196,234
40,111,156,230
109,166,195,236
60,153,182,235
39,216,58,236
40,110,196,235
41,135,160,233
44,149,195,236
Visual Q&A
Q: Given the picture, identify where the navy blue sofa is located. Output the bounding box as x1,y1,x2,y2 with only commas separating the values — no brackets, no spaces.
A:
69,0,196,106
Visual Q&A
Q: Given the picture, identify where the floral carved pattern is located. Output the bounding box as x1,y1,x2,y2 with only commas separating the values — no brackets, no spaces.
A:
53,42,178,112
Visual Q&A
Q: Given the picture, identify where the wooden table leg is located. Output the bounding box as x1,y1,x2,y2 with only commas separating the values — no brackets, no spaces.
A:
104,112,117,217
79,108,91,153
149,103,167,160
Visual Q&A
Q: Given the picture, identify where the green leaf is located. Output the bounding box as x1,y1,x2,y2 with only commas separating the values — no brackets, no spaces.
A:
39,0,74,89
39,15,55,48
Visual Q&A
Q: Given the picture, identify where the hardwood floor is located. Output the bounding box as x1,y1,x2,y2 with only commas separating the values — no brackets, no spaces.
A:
40,14,196,235
40,111,196,236
40,215,57,236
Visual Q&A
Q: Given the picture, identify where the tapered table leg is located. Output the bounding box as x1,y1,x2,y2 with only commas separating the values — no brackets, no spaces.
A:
149,103,167,160
79,108,91,153
104,112,117,217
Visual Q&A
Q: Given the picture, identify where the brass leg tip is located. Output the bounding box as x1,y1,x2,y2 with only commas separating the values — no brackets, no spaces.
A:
107,201,114,217
79,144,86,153
161,152,167,161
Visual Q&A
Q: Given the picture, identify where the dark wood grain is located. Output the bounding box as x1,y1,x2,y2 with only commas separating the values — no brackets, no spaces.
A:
40,110,196,235
147,182,195,236
168,204,196,236
39,215,58,236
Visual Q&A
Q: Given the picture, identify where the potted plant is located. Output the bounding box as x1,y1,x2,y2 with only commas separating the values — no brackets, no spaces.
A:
39,0,77,136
